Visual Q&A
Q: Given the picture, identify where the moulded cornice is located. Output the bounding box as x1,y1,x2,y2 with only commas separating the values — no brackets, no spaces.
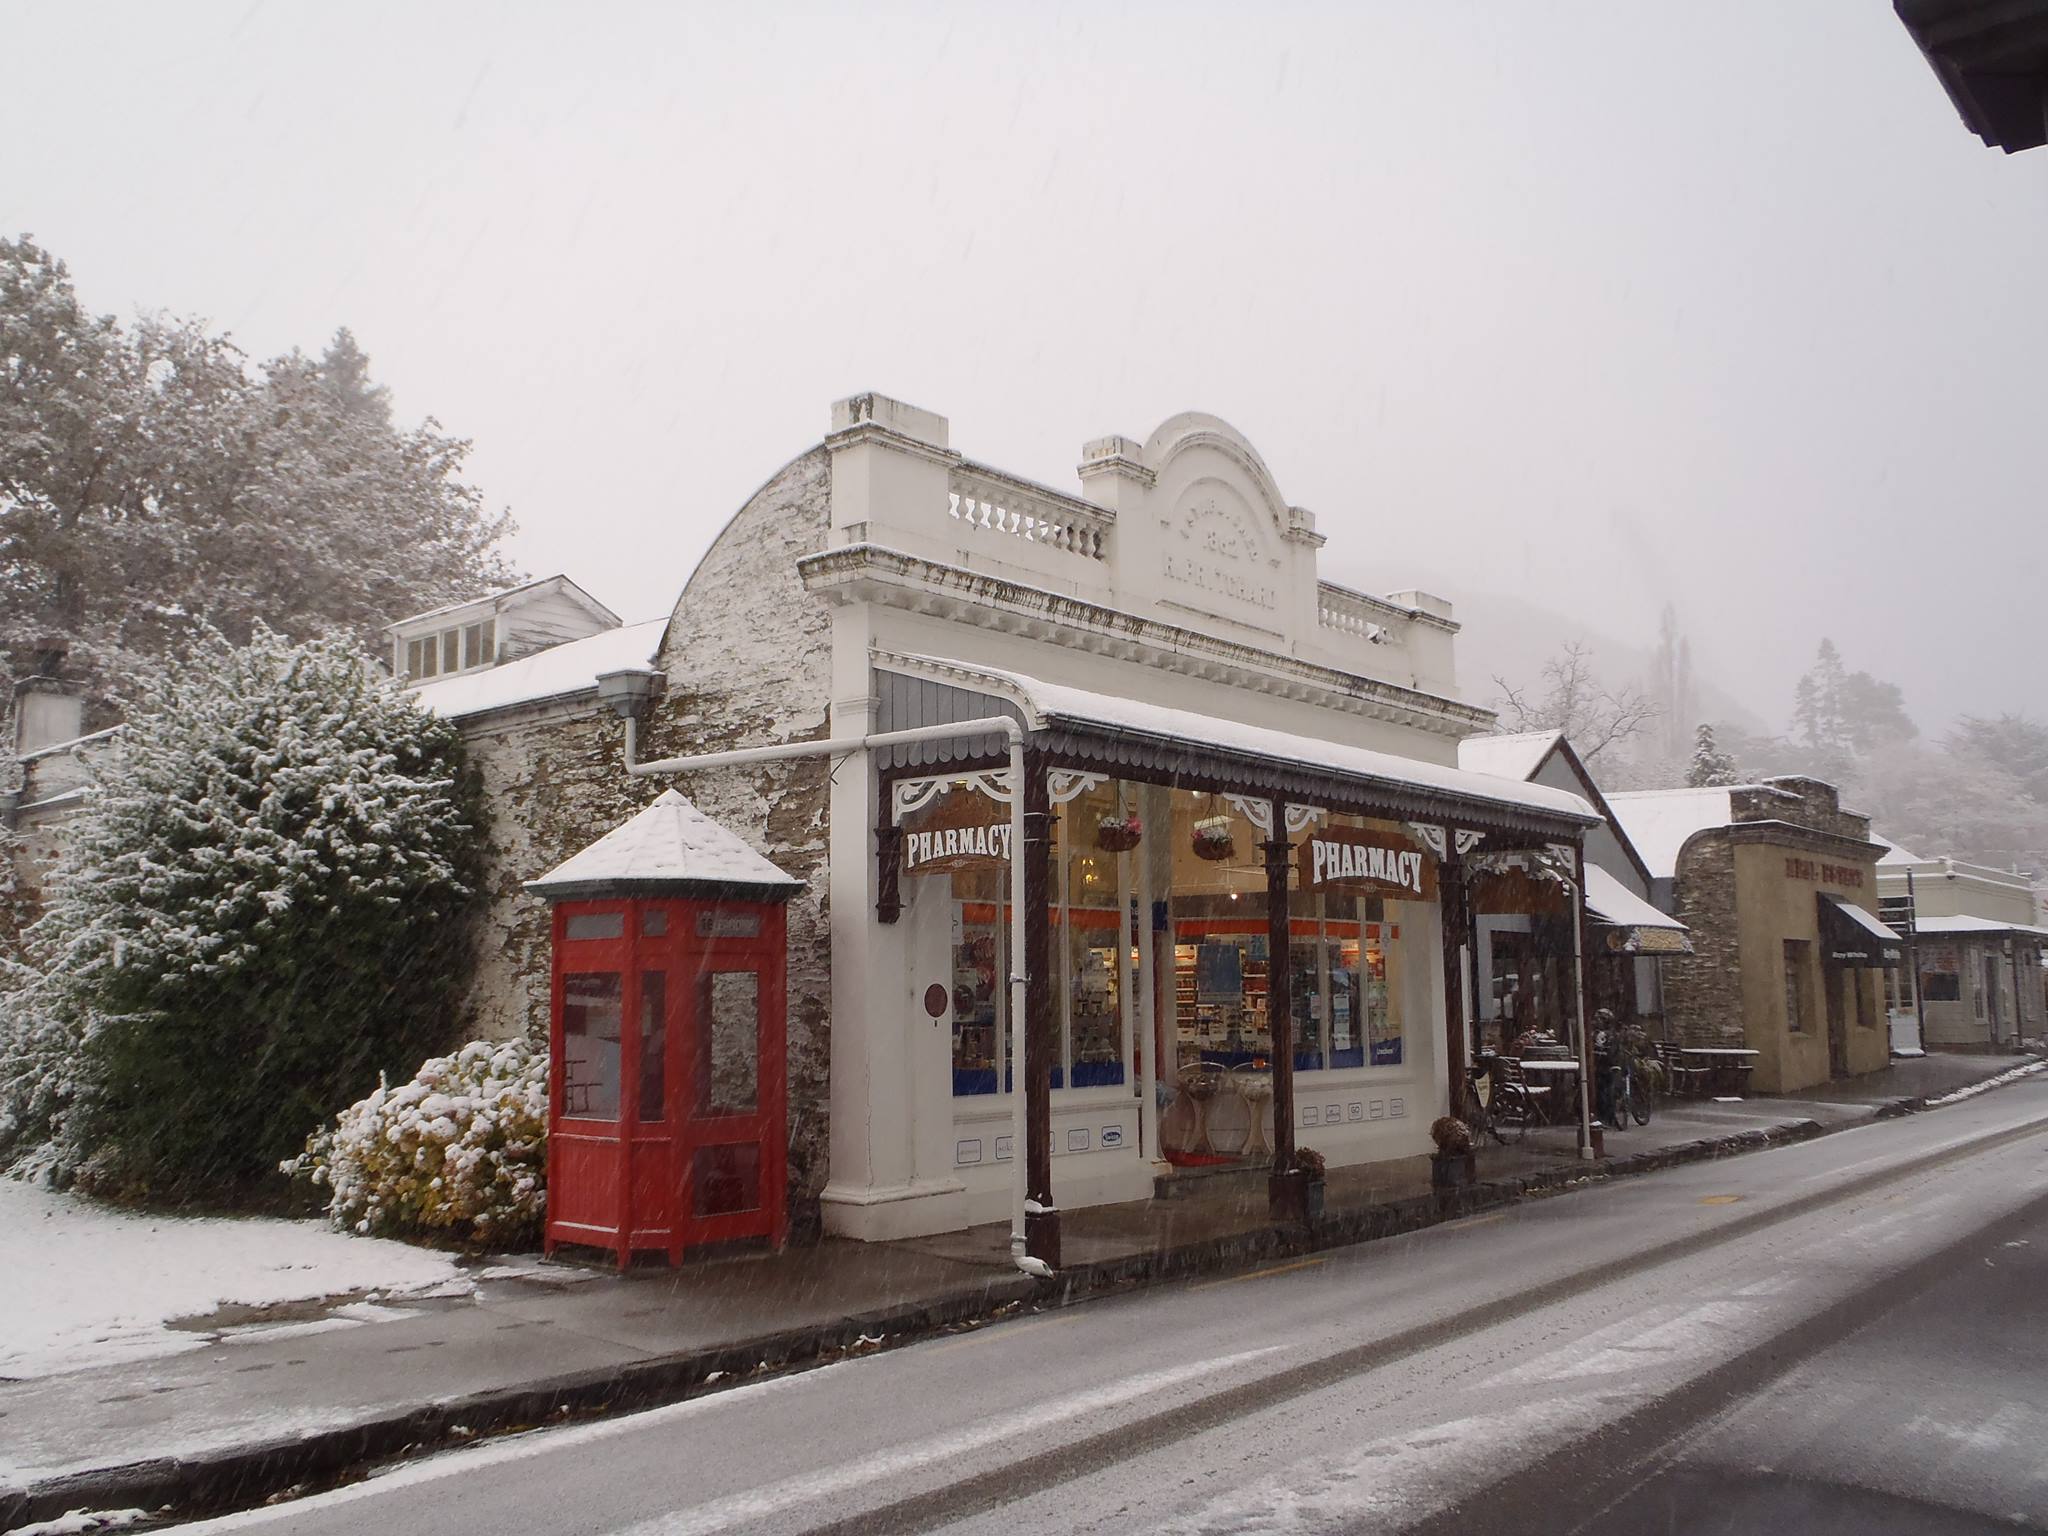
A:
798,543,1493,740
822,421,962,471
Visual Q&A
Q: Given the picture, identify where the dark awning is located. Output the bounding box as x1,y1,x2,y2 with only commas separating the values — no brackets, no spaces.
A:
1818,894,1904,968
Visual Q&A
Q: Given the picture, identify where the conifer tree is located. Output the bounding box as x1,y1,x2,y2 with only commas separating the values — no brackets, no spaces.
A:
1686,723,1741,787
0,627,485,1198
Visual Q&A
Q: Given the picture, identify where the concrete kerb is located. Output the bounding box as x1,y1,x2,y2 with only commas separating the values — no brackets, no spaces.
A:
0,1094,1982,1530
0,1276,1037,1532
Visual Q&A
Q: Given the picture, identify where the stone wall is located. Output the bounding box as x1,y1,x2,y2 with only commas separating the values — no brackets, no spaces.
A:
1660,831,1747,1046
1731,778,1866,841
454,445,837,1232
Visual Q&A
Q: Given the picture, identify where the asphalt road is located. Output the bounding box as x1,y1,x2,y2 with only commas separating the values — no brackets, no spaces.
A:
180,1076,2048,1536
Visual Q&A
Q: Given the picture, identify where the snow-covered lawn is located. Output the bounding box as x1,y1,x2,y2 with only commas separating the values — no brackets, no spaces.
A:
0,1176,465,1381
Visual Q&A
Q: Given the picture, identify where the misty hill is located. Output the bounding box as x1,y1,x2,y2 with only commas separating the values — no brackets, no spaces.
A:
1328,563,1771,742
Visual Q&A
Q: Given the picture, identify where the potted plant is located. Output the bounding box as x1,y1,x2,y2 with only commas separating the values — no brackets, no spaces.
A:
1429,1114,1477,1190
1294,1145,1327,1225
1269,1145,1326,1227
1192,814,1236,862
1095,812,1143,853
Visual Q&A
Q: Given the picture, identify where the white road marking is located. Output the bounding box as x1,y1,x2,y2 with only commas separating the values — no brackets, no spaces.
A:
612,1347,1287,1536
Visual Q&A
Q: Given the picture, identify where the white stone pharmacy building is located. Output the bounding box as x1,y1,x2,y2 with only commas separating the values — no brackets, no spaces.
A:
409,395,1597,1266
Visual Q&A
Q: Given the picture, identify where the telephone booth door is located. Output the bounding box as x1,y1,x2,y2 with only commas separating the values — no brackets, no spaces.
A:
674,903,788,1257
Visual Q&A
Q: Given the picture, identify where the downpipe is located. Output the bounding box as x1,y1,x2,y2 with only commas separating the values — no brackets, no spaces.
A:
622,711,1050,1278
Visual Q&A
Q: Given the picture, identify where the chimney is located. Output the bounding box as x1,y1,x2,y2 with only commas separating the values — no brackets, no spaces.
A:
12,642,85,758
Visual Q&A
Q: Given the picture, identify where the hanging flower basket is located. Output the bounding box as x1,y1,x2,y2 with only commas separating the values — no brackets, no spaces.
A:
1095,813,1143,853
1192,815,1236,862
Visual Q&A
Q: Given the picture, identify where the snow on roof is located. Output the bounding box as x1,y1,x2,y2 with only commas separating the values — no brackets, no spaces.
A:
385,573,623,632
887,654,1597,826
1456,731,1561,784
1912,914,2048,940
408,620,665,721
1584,864,1686,934
1606,787,1740,880
525,789,801,897
1875,833,1925,866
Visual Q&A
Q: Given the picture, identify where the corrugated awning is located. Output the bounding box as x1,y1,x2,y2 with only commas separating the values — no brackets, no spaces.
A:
1584,865,1692,955
877,653,1600,837
1818,893,1904,968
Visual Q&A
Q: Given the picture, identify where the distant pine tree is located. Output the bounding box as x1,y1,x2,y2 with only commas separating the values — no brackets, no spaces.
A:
1687,723,1741,787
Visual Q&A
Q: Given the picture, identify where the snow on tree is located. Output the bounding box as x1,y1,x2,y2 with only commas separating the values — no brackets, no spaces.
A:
1686,723,1742,787
0,236,518,723
1492,641,1659,761
285,1037,548,1245
0,626,487,1199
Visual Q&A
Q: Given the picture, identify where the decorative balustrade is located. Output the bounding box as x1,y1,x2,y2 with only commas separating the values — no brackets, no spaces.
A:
946,463,1113,562
1316,582,1404,648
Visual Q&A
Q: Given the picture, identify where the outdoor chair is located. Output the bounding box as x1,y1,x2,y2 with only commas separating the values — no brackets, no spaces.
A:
1488,1056,1554,1139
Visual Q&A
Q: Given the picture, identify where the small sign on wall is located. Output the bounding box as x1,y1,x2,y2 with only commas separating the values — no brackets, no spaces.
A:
956,1139,982,1166
1100,1126,1125,1149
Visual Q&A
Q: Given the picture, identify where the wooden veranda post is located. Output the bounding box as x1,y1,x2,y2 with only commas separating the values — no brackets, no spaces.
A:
1441,834,1471,1120
1264,796,1297,1203
1022,754,1060,1267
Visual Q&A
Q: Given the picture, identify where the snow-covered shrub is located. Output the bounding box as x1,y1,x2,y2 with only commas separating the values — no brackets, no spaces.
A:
0,626,487,1199
286,1038,546,1245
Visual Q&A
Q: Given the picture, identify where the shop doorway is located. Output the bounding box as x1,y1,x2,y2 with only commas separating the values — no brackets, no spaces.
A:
1824,967,1849,1078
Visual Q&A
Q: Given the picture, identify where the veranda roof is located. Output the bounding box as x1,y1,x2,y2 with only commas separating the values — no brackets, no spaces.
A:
881,654,1599,836
1583,865,1692,955
525,789,802,901
1912,914,2048,941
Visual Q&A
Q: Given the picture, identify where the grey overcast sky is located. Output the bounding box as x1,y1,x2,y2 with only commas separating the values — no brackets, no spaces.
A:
4,2,2042,730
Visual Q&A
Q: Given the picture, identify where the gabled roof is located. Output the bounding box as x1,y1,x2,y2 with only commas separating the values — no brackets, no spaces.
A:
1458,731,1654,890
409,619,665,721
1607,787,1743,881
1457,731,1562,784
525,789,802,900
385,574,623,634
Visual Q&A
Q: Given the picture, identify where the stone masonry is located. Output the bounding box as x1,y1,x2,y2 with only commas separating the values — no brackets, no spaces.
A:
453,446,838,1232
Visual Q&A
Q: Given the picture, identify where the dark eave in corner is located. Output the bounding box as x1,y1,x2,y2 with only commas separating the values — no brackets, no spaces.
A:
1898,0,2048,153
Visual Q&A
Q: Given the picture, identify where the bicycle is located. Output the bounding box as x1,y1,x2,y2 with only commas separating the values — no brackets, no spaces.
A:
1600,1037,1656,1129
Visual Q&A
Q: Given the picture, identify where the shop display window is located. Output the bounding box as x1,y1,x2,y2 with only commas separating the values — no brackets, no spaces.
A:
948,866,1010,1096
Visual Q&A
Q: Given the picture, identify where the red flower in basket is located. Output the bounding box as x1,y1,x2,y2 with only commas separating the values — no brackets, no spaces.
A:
1192,815,1236,862
1096,813,1143,853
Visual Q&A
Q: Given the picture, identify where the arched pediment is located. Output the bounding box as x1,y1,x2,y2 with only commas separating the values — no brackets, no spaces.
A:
1141,412,1295,540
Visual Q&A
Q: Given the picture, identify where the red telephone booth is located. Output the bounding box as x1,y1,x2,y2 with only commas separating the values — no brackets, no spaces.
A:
527,789,802,1269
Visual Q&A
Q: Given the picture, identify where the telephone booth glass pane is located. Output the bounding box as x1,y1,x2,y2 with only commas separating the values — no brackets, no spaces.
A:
566,911,624,941
562,972,622,1119
638,972,667,1122
700,971,760,1115
692,1143,761,1216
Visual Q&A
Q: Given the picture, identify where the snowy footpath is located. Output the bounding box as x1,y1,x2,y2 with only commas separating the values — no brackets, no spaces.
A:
0,1177,467,1382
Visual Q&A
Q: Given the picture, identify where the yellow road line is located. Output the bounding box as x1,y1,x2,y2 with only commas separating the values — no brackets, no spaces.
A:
1196,1257,1329,1289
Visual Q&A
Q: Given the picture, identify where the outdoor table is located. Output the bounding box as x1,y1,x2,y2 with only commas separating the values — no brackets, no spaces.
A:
1518,1058,1582,1124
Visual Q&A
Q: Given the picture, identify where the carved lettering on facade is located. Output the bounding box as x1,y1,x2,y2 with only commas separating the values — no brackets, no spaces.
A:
1162,495,1277,613
1784,856,1864,889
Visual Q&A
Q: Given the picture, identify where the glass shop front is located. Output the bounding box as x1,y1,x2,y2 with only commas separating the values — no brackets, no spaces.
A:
901,773,1434,1176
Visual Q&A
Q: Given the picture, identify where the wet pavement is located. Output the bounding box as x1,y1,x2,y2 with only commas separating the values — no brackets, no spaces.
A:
1,1049,2038,1527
